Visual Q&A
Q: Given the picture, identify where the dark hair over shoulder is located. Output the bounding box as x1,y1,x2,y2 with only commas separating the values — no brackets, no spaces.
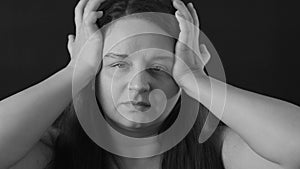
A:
45,0,227,169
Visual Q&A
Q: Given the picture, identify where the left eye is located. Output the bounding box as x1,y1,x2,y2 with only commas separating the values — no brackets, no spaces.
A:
149,66,165,72
110,62,166,72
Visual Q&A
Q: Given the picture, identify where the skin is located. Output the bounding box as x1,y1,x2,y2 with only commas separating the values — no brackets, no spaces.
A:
96,18,181,137
95,18,181,169
1,0,299,169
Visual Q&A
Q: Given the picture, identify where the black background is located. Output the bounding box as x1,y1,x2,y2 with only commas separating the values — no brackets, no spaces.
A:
1,0,299,105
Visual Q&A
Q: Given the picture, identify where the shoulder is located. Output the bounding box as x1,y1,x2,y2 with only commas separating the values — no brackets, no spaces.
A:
8,127,58,169
8,141,53,169
221,126,284,169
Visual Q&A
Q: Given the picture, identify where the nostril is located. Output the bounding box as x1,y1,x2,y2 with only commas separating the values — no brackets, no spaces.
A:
129,71,151,87
128,82,150,92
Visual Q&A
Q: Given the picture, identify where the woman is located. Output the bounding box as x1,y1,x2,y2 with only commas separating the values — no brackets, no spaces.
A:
0,0,299,169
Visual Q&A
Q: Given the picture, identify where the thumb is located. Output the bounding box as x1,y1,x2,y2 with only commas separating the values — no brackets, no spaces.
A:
200,44,211,65
67,34,75,56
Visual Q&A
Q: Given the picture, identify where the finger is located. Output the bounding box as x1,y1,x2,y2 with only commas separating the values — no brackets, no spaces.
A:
84,11,103,33
83,0,105,19
200,44,211,65
67,34,75,56
75,0,89,31
187,3,200,28
175,11,193,45
187,2,200,51
173,1,194,42
175,11,187,42
173,0,193,24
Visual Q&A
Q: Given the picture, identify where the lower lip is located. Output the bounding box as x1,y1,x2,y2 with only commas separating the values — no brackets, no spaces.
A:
124,104,150,112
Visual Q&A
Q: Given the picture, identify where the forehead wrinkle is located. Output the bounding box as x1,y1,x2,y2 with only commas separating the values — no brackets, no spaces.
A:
102,18,173,57
104,35,174,61
104,49,174,64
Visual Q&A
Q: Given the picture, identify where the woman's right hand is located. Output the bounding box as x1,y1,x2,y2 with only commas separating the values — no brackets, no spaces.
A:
67,0,105,74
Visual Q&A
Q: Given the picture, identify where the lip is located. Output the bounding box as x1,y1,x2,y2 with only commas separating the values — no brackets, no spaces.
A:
124,101,151,107
123,101,151,112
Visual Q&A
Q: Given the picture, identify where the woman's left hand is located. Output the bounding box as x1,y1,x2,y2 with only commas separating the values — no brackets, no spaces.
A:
172,0,211,85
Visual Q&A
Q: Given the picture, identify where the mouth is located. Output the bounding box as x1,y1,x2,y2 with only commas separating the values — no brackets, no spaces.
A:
131,104,151,112
123,101,151,112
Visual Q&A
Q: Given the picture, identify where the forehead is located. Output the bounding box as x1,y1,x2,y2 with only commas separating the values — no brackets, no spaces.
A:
102,18,174,57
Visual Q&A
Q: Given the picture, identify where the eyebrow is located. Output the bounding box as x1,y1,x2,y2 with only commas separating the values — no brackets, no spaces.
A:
104,52,173,61
104,53,128,59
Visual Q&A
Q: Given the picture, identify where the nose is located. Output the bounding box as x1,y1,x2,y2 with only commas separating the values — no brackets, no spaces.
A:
128,70,151,93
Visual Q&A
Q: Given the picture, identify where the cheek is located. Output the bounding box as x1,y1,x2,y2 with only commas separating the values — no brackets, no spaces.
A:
96,74,132,126
157,75,179,99
95,73,113,114
96,72,123,114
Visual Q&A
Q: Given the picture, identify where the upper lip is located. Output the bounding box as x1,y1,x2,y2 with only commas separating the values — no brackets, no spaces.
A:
124,101,151,107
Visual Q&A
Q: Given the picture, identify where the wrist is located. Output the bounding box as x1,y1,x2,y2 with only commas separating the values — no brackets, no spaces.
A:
66,59,98,76
177,69,210,102
175,68,207,87
64,60,97,89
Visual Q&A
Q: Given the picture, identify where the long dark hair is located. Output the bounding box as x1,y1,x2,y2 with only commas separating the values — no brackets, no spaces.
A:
45,0,226,168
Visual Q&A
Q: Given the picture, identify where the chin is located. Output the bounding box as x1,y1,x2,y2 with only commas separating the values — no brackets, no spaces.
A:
119,116,161,130
110,115,162,137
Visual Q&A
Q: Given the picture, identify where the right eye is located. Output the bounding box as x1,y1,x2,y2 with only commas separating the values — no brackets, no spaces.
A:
110,62,128,68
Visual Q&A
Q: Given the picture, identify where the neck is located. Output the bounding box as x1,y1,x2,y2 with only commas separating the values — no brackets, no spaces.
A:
103,111,163,138
112,154,162,169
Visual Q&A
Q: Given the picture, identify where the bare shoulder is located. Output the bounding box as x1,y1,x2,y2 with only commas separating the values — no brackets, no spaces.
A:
8,141,53,169
221,126,284,169
8,128,57,169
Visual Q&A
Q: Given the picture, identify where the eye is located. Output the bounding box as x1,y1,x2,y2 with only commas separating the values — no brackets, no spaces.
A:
110,62,128,68
149,65,166,72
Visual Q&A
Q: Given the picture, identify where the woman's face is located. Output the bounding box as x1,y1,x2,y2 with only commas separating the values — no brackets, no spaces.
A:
96,18,180,137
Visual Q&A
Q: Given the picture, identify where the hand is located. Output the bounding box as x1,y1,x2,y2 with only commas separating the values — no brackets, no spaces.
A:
67,0,105,74
172,0,211,85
